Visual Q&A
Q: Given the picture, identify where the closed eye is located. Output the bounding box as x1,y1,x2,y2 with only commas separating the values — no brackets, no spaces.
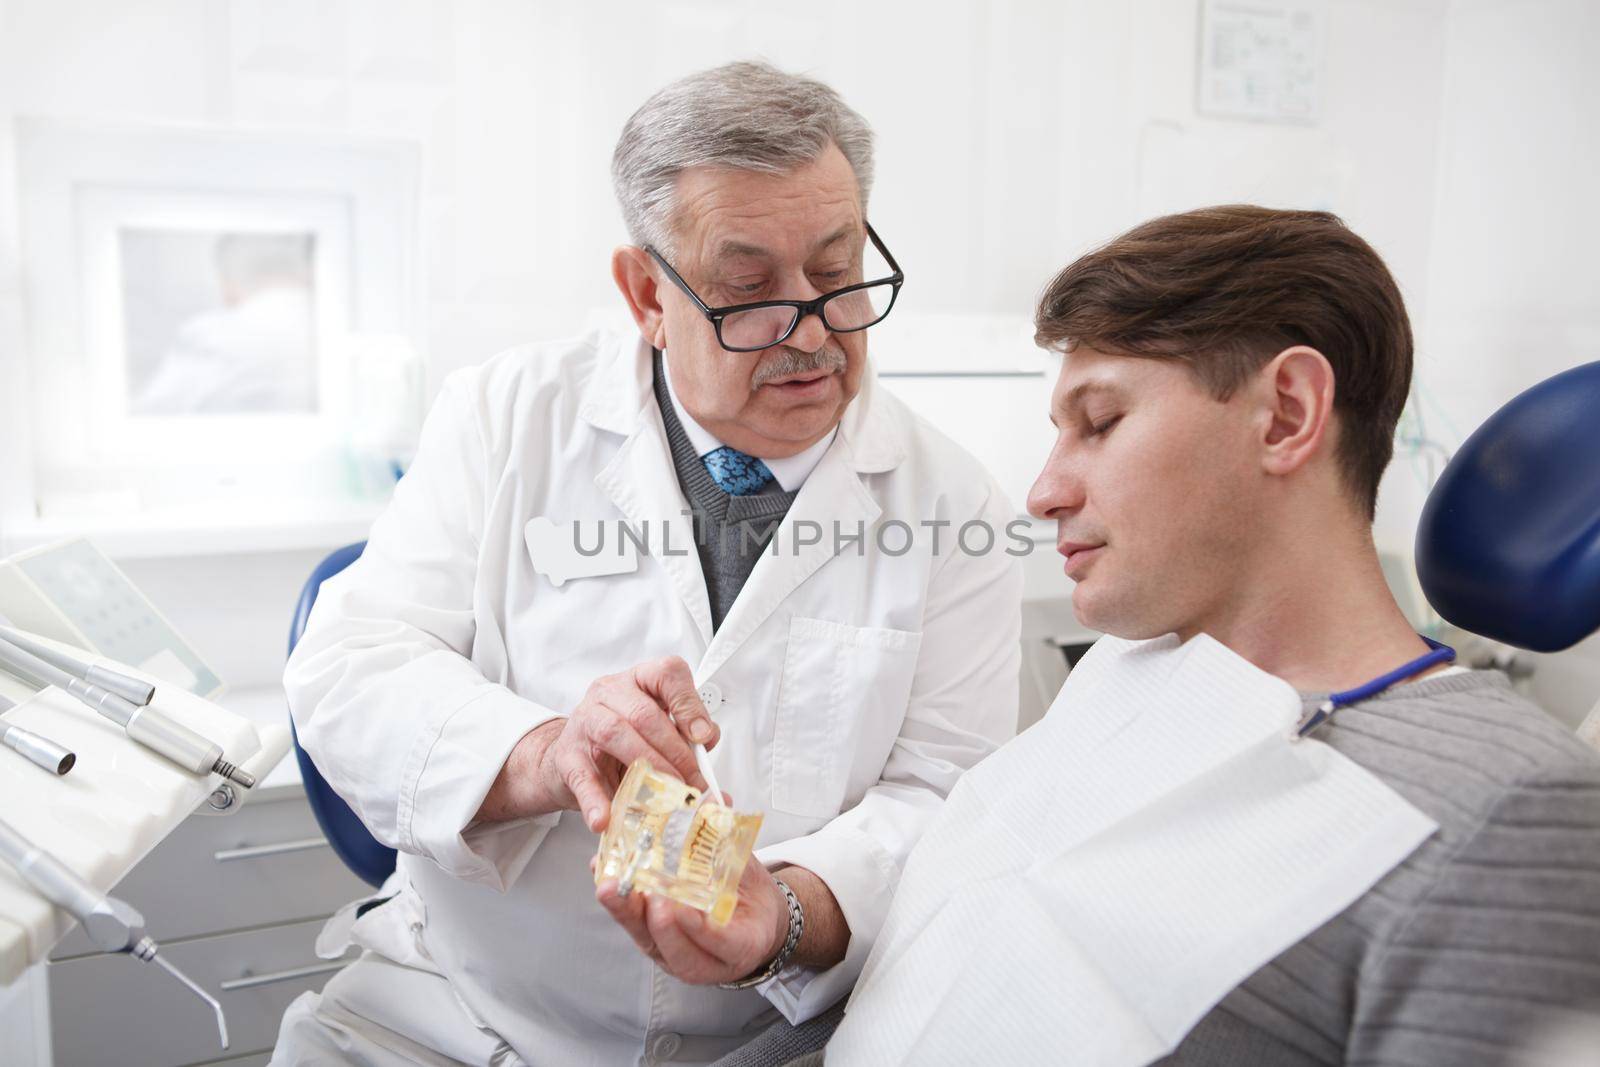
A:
1087,414,1122,437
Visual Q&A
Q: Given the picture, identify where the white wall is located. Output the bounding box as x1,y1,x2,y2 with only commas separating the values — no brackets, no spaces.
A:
1416,0,1600,723
0,0,1457,384
1422,0,1600,440
0,0,32,529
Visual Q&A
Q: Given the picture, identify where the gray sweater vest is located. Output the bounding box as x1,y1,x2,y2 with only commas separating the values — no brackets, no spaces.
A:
653,351,798,632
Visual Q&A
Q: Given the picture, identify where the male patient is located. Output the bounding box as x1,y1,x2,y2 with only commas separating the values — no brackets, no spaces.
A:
744,206,1600,1066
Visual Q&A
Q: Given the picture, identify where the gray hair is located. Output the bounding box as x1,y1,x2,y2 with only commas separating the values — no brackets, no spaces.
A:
612,61,875,255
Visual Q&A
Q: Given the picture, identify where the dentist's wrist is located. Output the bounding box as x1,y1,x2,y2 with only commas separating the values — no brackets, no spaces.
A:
721,877,804,990
476,719,565,823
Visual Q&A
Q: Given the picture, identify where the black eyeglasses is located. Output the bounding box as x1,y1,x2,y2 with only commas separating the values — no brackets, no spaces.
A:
645,223,904,353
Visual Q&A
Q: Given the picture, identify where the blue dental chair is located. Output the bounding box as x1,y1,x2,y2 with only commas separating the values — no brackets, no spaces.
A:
1415,360,1600,740
287,540,397,888
1415,360,1600,651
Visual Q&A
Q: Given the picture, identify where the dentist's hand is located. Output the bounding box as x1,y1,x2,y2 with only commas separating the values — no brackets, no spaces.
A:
476,656,719,831
596,855,792,986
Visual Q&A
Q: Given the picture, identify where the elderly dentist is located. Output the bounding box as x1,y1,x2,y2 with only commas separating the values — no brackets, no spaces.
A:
273,61,1021,1067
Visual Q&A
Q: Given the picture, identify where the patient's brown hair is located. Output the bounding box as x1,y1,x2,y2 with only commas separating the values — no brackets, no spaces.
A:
1034,205,1413,519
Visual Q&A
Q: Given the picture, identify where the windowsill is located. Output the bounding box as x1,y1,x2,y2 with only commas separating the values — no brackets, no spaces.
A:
1,498,385,560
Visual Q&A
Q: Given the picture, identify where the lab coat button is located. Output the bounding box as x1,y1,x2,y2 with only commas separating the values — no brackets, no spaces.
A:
650,1032,683,1060
697,683,723,714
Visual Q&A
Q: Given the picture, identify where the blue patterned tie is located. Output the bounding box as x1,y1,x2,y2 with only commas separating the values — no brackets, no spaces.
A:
702,446,775,496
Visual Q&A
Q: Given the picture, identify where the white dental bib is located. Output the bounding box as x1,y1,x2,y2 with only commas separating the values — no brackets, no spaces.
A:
829,634,1438,1066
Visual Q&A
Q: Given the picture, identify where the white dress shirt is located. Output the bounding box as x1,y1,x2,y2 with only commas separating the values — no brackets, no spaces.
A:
661,349,836,492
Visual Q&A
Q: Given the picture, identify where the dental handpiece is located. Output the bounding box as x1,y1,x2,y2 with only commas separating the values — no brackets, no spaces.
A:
0,692,75,774
0,815,229,1050
0,637,254,788
0,627,155,706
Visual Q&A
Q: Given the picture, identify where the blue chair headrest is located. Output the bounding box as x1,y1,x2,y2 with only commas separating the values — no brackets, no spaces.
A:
1416,361,1600,652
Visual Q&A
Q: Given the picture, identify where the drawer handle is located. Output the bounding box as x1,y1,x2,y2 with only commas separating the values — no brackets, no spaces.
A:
213,837,331,863
220,961,347,992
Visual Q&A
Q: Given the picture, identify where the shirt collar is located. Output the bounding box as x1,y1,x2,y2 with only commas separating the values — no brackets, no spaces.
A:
660,350,837,493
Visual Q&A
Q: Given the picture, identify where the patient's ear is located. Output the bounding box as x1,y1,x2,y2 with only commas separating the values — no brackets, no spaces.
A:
1257,345,1335,478
612,246,667,348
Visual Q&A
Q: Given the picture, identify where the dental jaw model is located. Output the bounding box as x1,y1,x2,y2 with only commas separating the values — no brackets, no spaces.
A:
594,759,762,924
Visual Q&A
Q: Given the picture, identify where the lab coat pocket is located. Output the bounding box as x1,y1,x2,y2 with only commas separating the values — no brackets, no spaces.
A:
771,615,923,818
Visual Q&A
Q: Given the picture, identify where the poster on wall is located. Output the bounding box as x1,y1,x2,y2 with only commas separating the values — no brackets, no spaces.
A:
1197,0,1323,124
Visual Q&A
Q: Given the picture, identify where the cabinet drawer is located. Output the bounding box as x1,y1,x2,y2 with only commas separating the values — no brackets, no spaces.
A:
188,1054,271,1067
50,916,355,1067
53,792,370,957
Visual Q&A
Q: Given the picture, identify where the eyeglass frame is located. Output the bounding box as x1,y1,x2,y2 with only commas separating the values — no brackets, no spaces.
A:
643,222,905,353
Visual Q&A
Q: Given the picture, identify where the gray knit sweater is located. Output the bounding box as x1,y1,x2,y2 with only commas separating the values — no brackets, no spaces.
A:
1161,671,1600,1065
713,671,1600,1066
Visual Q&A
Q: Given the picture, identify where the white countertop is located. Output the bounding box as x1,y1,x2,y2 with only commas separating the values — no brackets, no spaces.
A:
0,666,290,984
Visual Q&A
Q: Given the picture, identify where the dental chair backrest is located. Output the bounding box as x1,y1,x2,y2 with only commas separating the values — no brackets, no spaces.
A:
1414,361,1600,748
288,541,397,888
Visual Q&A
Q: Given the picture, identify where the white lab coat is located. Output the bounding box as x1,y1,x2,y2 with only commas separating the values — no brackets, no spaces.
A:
284,327,1022,1066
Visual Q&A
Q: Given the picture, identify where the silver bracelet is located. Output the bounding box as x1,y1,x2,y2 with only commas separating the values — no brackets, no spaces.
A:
720,877,804,990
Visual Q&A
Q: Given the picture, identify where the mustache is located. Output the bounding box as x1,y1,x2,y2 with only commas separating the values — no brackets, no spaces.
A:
750,342,848,390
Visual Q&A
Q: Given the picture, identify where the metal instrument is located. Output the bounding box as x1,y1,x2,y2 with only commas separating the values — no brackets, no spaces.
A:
0,634,254,788
0,691,76,775
0,626,156,706
0,814,229,1050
